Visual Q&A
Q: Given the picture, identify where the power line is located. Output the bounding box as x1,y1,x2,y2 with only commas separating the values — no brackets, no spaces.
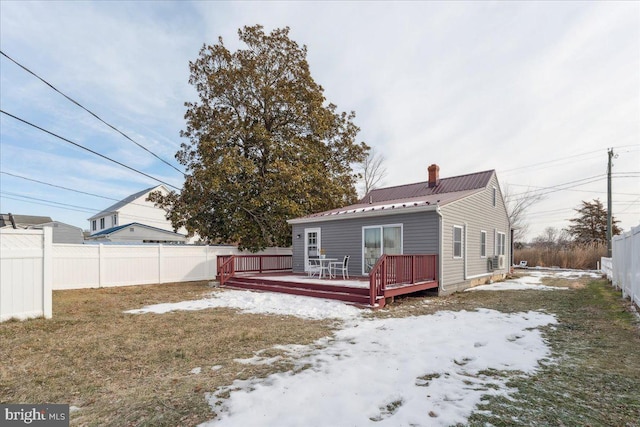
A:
0,110,181,191
500,144,640,176
0,192,96,214
0,171,168,210
1,171,118,202
0,50,185,176
500,149,603,174
506,174,606,199
0,191,177,226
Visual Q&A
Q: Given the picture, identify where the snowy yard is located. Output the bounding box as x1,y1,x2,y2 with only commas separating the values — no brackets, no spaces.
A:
4,269,636,426
125,270,601,426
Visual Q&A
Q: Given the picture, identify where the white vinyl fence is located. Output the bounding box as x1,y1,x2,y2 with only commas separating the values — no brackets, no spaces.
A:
52,244,291,290
0,229,52,321
605,224,640,307
1,227,290,321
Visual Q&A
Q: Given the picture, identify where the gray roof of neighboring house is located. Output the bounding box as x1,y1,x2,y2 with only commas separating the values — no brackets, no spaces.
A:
86,222,185,238
288,169,495,223
0,213,53,228
87,185,165,221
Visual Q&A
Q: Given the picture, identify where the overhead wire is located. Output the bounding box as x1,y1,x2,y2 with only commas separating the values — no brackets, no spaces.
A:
0,191,177,227
0,171,169,210
0,50,185,176
0,110,181,191
0,192,96,214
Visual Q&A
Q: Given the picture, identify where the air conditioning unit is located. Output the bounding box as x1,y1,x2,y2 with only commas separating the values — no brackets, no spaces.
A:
498,255,506,269
489,256,499,271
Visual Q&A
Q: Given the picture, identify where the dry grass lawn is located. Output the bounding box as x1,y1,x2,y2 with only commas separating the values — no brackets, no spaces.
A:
1,275,639,426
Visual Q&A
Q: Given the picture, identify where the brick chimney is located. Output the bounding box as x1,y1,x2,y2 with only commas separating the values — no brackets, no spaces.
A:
428,164,440,188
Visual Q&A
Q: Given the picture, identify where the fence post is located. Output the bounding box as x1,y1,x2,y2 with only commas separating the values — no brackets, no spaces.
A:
42,227,53,319
158,244,164,284
98,243,105,288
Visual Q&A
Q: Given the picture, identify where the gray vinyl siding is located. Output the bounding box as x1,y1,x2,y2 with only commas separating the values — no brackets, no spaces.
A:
439,173,510,287
35,222,84,244
291,210,440,277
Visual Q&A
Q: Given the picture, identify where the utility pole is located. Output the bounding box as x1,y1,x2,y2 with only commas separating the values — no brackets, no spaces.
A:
607,148,614,257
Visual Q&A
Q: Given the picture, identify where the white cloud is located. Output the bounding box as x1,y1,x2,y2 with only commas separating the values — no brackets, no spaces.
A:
1,1,638,238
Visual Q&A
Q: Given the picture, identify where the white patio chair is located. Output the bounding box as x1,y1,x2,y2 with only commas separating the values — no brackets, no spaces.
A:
330,255,350,280
307,258,322,277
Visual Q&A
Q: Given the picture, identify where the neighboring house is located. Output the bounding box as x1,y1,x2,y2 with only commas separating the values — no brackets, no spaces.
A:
0,213,84,244
287,164,511,294
87,185,197,243
84,222,187,244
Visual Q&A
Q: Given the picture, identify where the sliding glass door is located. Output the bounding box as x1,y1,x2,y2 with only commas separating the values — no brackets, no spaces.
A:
363,224,402,274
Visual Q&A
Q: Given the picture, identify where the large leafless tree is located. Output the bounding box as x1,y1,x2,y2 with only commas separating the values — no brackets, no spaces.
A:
503,185,545,242
359,148,387,197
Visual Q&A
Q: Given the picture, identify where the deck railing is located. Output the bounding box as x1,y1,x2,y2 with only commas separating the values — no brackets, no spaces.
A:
217,255,293,286
369,254,438,306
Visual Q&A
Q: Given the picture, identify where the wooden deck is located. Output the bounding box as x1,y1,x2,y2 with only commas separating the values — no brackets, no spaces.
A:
218,255,439,308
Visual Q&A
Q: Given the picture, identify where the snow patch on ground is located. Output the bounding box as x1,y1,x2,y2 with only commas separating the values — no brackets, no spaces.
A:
467,269,600,292
467,274,568,292
125,289,363,321
200,309,556,427
122,270,587,426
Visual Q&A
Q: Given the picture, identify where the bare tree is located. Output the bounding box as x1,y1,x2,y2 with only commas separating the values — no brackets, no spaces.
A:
359,148,387,196
503,185,545,243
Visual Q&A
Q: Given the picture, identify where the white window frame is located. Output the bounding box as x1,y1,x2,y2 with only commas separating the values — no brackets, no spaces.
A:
453,225,463,259
480,230,487,258
492,187,497,207
496,231,506,256
100,218,105,229
92,220,96,231
362,224,403,274
112,214,117,226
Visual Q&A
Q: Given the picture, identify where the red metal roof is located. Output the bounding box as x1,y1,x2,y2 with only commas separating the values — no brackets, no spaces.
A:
362,169,495,203
289,169,496,223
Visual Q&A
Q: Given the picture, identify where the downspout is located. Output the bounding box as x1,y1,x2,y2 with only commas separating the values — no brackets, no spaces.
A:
463,222,468,280
437,206,445,293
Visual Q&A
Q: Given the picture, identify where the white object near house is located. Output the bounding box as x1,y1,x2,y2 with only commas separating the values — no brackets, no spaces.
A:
87,185,198,243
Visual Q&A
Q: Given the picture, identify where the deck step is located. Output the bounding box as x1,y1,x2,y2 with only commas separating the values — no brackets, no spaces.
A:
231,275,370,295
224,278,370,305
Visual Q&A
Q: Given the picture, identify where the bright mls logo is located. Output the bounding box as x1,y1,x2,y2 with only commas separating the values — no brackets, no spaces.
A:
1,405,69,426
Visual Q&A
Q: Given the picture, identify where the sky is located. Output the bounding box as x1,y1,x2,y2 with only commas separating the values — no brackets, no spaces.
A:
125,270,600,426
1,1,638,241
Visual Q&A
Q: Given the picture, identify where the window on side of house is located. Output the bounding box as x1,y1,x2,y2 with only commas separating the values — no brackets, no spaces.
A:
496,232,506,255
480,230,486,258
453,225,463,258
492,187,497,207
92,220,96,231
100,218,105,229
112,214,117,226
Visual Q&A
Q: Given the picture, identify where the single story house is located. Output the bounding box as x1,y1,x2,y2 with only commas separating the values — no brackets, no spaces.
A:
84,222,187,244
287,164,511,294
0,213,84,244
